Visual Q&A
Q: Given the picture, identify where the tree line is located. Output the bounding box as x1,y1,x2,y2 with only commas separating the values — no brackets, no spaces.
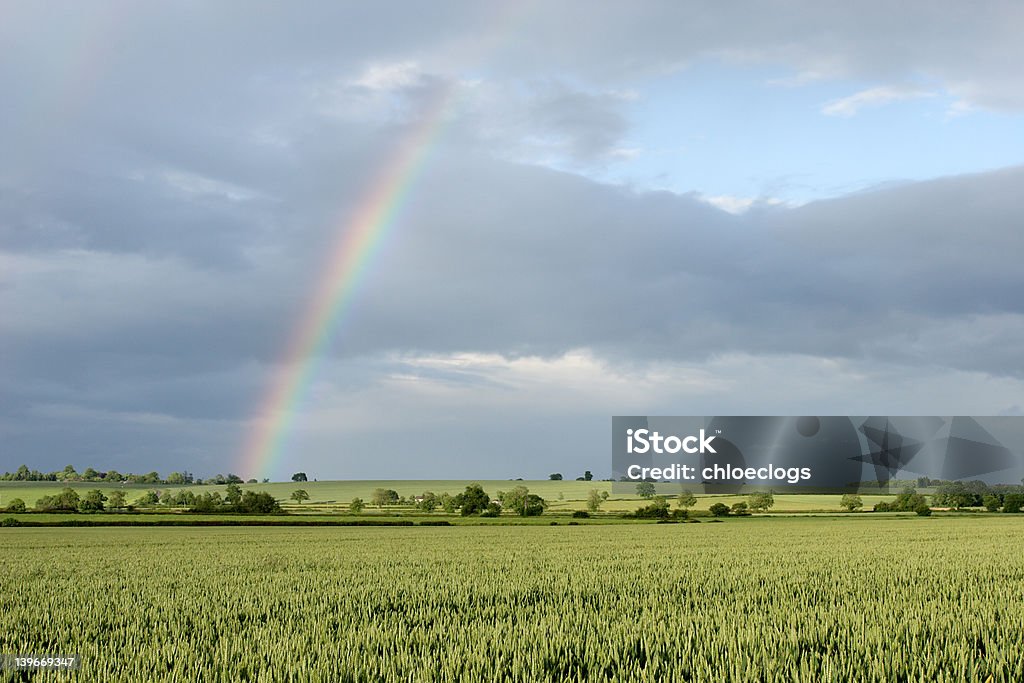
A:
349,485,549,517
0,464,271,486
3,484,281,514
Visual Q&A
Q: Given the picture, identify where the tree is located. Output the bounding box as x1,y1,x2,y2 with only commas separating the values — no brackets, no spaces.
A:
549,473,563,481
417,492,438,512
915,503,932,516
236,490,281,513
107,490,126,510
521,494,546,516
225,484,243,505
134,490,159,507
82,467,99,481
291,472,308,482
747,492,774,512
166,471,187,485
636,482,656,498
840,494,863,511
349,497,365,513
36,488,81,511
587,488,604,512
893,488,927,512
982,495,1001,512
455,484,490,516
731,501,750,515
5,498,26,513
1003,494,1023,513
584,470,593,481
709,502,730,517
440,493,458,513
499,486,530,515
932,482,977,509
371,488,399,507
676,491,697,510
480,502,502,517
634,496,670,519
60,465,79,482
79,489,107,512
225,473,243,484
291,489,309,504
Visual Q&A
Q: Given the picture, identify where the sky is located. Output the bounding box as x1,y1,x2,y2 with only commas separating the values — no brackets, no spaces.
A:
2,1,1024,481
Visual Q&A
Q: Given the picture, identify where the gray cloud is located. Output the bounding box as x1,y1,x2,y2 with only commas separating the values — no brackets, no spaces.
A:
1,2,1022,476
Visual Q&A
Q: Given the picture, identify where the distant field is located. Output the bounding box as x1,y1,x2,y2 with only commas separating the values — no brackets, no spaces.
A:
0,479,909,515
0,479,903,514
1,517,1021,681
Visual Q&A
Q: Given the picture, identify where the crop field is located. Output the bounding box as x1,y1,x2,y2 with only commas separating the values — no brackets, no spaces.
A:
1,517,1022,682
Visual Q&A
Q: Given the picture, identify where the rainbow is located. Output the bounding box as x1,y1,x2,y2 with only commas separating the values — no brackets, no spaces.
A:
236,82,457,480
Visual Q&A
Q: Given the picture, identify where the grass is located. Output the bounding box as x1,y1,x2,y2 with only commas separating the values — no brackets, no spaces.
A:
0,517,1021,681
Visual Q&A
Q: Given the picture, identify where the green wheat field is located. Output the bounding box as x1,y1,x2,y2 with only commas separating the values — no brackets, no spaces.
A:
2,517,1022,682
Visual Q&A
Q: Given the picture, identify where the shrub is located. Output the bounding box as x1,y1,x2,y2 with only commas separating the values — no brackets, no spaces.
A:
571,511,590,519
480,502,502,518
709,502,731,517
915,504,932,517
1,517,20,527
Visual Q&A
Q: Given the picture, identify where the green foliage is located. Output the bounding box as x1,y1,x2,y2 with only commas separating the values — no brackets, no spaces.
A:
840,493,863,511
676,491,697,510
78,489,107,512
292,472,308,482
932,482,980,509
520,494,546,517
636,482,656,498
35,487,81,511
499,485,529,513
416,492,438,512
915,504,933,517
349,497,365,514
134,490,160,507
371,488,400,507
709,502,731,517
455,485,490,516
889,488,927,512
982,495,1001,512
479,502,503,518
498,486,545,516
225,484,243,505
0,517,19,527
290,489,309,504
571,511,590,519
730,502,750,516
583,471,593,481
747,492,774,512
4,497,26,513
107,491,126,510
235,491,281,513
630,496,670,519
548,473,563,481
1003,494,1023,514
587,488,604,512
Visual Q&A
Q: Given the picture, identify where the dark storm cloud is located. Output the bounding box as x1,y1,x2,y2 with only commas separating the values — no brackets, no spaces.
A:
1,1,1023,474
